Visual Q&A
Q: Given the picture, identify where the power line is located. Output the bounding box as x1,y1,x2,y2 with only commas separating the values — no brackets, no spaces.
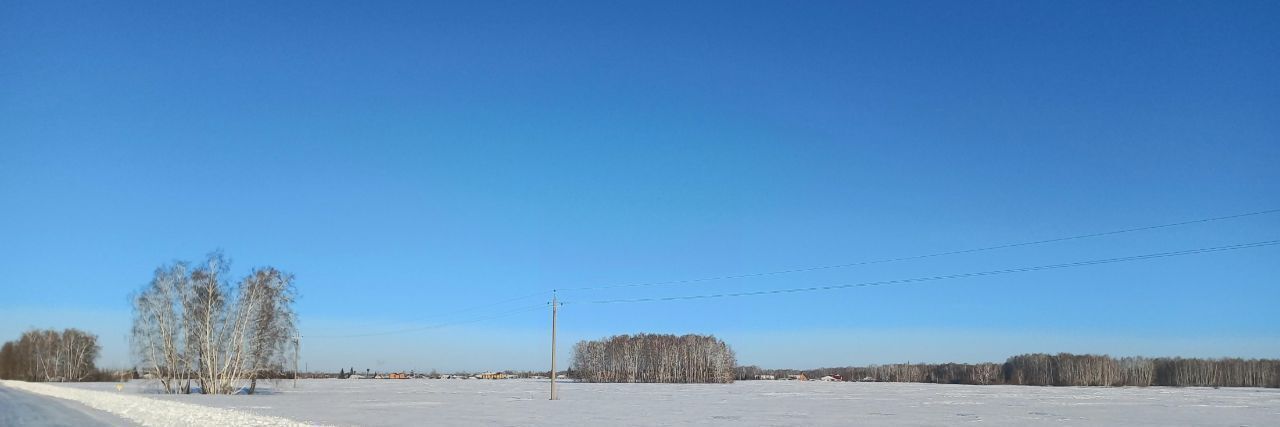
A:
307,303,546,338
572,240,1280,305
557,208,1279,292
303,209,1278,336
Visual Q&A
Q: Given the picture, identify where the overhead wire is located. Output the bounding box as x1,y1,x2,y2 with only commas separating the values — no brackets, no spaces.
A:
303,209,1278,336
572,240,1280,305
552,207,1280,294
557,208,1280,293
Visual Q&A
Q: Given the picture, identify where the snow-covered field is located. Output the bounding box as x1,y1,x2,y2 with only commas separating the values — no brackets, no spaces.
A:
44,379,1280,426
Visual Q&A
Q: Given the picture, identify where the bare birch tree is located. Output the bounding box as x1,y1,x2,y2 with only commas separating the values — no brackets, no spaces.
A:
240,267,297,394
132,262,190,393
129,252,299,394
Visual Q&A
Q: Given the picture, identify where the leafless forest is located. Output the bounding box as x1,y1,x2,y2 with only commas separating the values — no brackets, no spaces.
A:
739,353,1280,388
0,328,100,382
570,334,736,383
131,252,298,394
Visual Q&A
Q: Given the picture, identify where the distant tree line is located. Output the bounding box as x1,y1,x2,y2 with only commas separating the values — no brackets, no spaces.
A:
0,329,100,382
131,252,298,394
737,353,1280,388
1003,354,1279,387
570,333,736,383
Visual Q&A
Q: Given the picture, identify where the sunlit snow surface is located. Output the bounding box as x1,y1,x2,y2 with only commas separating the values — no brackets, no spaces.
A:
48,379,1280,426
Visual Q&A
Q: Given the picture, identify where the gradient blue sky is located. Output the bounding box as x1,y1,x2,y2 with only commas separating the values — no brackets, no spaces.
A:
2,1,1277,372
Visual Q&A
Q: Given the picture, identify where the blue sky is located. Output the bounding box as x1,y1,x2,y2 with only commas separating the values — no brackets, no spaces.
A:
1,1,1277,372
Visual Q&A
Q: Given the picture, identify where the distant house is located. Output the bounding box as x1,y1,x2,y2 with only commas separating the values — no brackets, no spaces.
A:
819,375,842,382
787,374,808,381
756,374,776,380
477,372,508,380
387,372,409,379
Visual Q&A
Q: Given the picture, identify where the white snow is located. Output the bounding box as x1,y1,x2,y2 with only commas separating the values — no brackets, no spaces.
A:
0,380,317,427
44,379,1280,426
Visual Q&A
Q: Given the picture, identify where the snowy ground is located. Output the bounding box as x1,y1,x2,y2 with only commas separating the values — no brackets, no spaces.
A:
47,379,1280,426
0,380,307,427
0,383,135,427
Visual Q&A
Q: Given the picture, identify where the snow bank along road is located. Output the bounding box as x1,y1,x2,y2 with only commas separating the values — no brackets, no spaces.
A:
0,383,136,427
0,380,314,427
52,378,1280,426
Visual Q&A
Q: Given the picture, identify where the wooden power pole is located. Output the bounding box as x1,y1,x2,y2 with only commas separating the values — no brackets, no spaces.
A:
293,333,300,388
550,291,559,400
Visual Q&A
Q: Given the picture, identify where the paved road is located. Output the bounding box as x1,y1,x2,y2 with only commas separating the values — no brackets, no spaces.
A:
0,384,136,427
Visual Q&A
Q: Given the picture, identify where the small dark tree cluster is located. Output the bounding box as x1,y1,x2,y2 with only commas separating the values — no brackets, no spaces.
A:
570,333,736,383
0,329,100,382
733,365,763,381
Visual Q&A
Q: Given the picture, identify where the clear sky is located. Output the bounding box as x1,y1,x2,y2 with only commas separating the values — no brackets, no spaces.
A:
2,1,1277,373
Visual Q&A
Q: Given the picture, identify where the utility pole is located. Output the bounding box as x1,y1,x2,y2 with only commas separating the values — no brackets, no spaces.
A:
550,291,559,400
293,333,301,389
